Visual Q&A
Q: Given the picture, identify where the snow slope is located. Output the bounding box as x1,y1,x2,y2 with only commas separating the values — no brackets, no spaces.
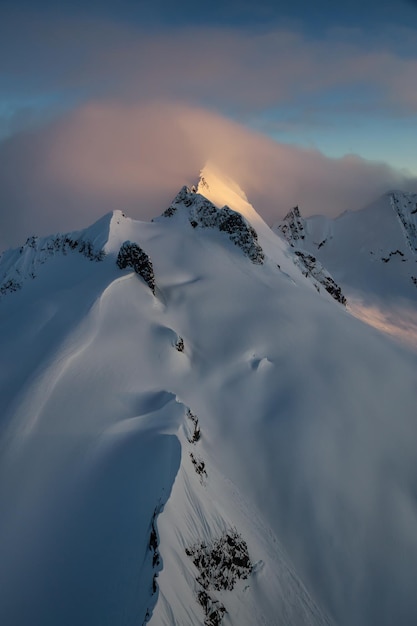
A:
275,191,417,347
1,171,417,626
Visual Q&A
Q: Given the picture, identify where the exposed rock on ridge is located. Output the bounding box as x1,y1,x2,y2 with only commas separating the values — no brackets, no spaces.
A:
116,241,156,293
277,206,347,305
163,186,265,265
0,232,105,297
186,530,253,625
294,251,347,305
390,191,417,252
277,206,305,245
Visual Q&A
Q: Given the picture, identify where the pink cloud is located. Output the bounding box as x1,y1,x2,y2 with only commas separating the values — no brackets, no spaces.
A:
0,100,415,250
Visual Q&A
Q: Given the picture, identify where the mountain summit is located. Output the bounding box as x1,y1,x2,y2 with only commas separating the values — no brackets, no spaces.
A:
1,174,417,626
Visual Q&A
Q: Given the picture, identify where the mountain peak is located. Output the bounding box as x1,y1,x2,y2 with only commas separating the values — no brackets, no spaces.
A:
194,163,289,252
277,205,306,246
197,162,250,214
160,181,265,264
84,208,156,256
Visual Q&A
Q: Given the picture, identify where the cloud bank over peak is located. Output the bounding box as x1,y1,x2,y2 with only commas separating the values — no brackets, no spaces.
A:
0,100,415,251
1,10,417,252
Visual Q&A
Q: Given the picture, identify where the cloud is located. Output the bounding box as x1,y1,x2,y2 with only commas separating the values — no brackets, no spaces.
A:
0,100,415,250
348,297,417,350
1,17,417,117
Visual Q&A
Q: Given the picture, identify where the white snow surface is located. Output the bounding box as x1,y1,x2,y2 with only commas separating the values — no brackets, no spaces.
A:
1,168,417,626
275,191,417,348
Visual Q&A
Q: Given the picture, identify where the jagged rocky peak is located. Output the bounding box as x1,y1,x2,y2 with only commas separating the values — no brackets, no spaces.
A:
163,185,195,214
273,204,346,304
277,205,305,245
161,184,265,265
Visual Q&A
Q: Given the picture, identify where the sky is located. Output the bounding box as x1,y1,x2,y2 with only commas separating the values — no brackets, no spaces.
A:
1,0,417,249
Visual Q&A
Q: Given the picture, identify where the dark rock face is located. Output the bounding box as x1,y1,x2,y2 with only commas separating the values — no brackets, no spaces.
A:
217,211,264,264
161,205,177,218
186,530,253,625
190,452,207,478
278,206,305,245
294,251,347,305
116,241,155,293
20,234,105,261
162,187,265,264
187,409,201,443
175,336,185,352
197,590,226,626
186,530,252,592
0,278,21,296
142,507,163,625
191,202,265,265
167,185,194,209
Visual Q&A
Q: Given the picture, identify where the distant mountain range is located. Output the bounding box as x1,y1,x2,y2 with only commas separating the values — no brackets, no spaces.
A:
275,189,417,347
1,165,417,626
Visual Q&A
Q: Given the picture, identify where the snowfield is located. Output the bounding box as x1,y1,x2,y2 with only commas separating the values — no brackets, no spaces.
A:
275,189,417,348
1,166,417,626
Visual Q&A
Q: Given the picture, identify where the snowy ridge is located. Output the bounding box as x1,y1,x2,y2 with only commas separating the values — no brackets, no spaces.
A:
160,185,265,264
293,251,347,305
275,208,347,305
0,211,130,296
390,191,417,252
2,173,417,626
0,210,340,625
274,192,417,346
153,401,334,626
0,227,104,296
194,164,350,306
0,209,147,298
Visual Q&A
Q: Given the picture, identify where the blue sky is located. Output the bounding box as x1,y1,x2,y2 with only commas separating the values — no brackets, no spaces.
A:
0,0,417,247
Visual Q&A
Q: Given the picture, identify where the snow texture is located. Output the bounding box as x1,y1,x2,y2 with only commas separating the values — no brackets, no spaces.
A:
276,208,347,305
274,191,417,347
1,168,417,626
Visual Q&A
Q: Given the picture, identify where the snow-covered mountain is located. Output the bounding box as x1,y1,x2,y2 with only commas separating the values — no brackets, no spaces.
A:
1,167,417,626
275,190,417,347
